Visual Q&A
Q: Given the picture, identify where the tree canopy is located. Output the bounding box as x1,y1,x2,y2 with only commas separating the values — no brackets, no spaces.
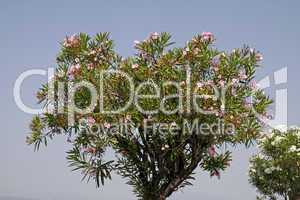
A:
249,128,300,200
26,32,271,200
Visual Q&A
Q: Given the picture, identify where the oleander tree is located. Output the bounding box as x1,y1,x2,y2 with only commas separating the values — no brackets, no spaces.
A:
249,128,300,200
26,32,272,200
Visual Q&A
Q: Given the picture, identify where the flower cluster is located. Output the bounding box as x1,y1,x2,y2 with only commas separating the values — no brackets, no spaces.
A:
63,34,80,48
249,128,300,199
68,63,81,76
201,32,214,42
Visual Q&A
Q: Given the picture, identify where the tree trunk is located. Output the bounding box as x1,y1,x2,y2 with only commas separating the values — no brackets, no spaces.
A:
159,196,166,200
143,194,166,200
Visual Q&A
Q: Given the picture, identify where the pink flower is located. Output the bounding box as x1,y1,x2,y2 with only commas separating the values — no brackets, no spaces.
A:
125,115,131,122
203,95,210,100
68,66,76,75
206,80,214,85
68,64,81,76
201,32,214,41
84,147,96,154
180,81,186,86
134,40,140,47
249,80,258,90
208,146,216,157
243,96,253,109
193,48,200,54
132,64,139,69
231,87,237,96
63,40,70,47
69,34,78,42
239,74,247,80
231,78,239,85
75,64,80,70
211,55,220,66
140,52,148,59
182,47,189,56
63,34,80,48
218,80,225,87
255,53,263,62
150,32,159,40
244,104,252,110
170,122,177,127
238,69,247,80
87,63,95,70
220,104,225,111
218,110,225,117
196,82,204,88
213,66,219,71
87,116,96,125
88,50,97,55
104,122,111,129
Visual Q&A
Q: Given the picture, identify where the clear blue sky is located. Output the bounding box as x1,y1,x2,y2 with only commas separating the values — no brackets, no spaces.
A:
0,0,299,199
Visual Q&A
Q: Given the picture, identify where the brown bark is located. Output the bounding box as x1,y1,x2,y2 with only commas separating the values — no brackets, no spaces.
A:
159,138,208,198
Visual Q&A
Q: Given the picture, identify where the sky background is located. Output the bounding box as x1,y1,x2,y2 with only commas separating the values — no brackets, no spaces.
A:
0,0,299,199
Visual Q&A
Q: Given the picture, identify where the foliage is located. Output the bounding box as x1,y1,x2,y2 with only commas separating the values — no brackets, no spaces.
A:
26,32,271,199
249,128,300,200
